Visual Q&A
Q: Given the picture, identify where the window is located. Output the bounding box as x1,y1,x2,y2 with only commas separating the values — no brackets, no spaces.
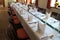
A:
50,0,56,7
57,0,60,6
32,0,36,3
50,0,60,7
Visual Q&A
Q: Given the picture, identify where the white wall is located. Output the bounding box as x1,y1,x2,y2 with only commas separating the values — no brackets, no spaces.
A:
38,0,48,9
27,0,30,4
4,0,9,7
5,0,16,7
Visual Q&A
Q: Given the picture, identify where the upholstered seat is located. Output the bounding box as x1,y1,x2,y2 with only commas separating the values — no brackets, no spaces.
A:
12,16,20,24
16,28,30,40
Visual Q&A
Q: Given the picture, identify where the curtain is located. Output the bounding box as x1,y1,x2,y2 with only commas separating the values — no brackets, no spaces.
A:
3,0,5,7
16,0,18,2
47,0,51,9
30,0,32,4
26,0,27,3
24,0,25,3
35,0,38,6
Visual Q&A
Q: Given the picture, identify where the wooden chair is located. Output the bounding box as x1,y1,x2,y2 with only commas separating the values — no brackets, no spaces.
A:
11,10,16,15
56,13,60,21
37,7,46,14
7,24,17,40
51,12,60,21
17,28,30,40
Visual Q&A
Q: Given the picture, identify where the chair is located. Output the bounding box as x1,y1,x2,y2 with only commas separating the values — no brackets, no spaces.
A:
8,8,12,16
16,28,30,40
37,7,46,14
11,10,16,15
12,16,23,30
7,24,17,40
56,13,60,21
12,16,20,24
51,12,60,21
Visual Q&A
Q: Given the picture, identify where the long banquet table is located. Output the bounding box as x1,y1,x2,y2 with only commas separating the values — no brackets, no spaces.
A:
10,2,60,40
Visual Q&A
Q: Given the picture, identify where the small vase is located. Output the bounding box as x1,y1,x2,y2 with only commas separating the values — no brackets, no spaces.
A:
55,5,58,8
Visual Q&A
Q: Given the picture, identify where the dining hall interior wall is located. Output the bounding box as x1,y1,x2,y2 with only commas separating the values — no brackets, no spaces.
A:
4,0,16,7
38,0,48,9
17,0,60,14
38,0,60,14
4,0,60,14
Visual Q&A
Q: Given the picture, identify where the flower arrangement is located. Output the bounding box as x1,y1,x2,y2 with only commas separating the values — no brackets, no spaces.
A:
55,2,59,5
55,2,59,8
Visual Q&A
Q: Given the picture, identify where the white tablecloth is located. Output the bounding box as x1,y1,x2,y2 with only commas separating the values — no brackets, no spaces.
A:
11,3,60,40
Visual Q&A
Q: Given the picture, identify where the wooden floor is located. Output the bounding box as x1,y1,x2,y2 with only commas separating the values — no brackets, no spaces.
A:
0,7,9,40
